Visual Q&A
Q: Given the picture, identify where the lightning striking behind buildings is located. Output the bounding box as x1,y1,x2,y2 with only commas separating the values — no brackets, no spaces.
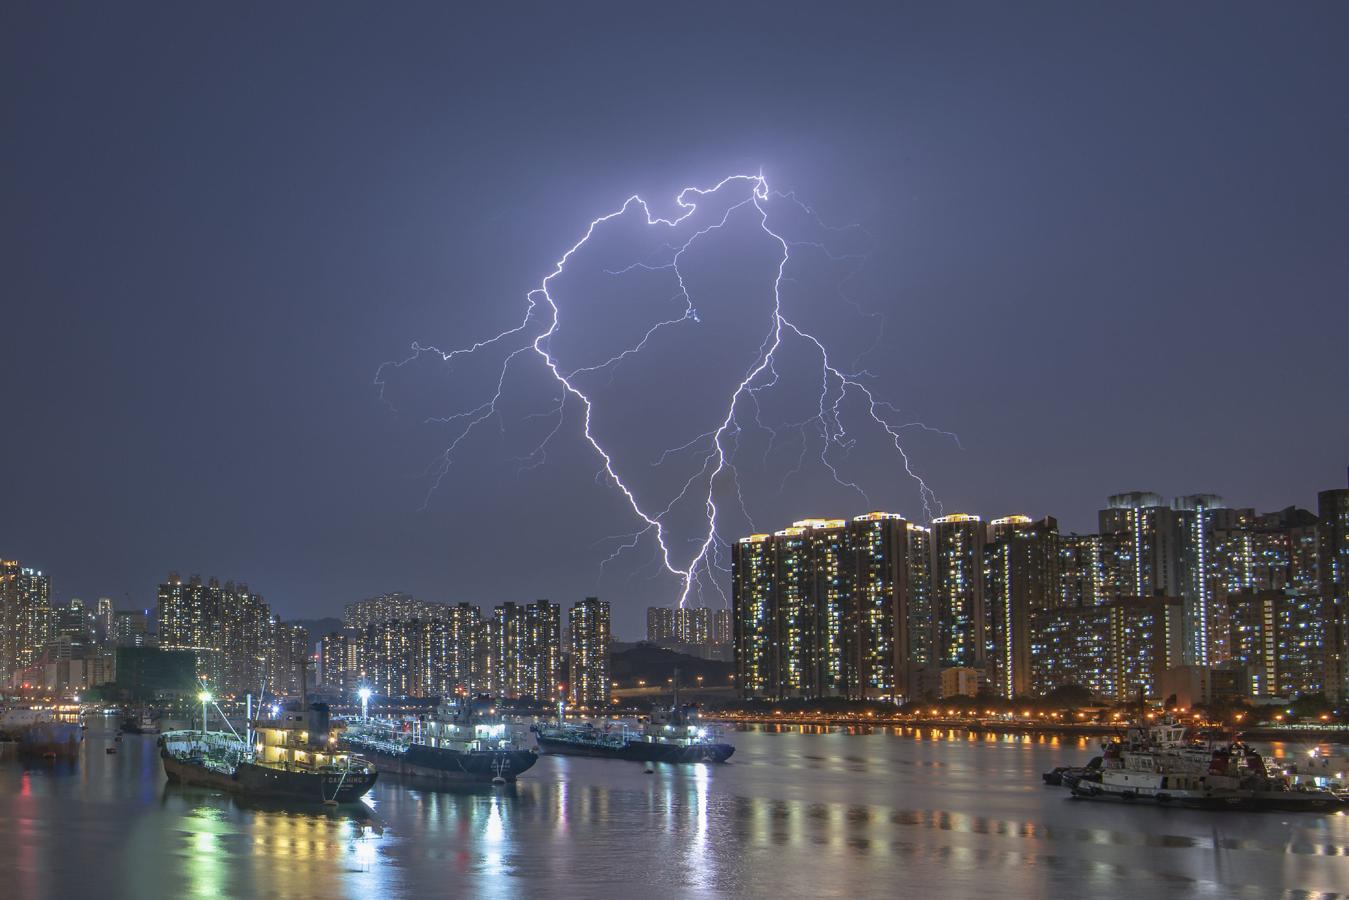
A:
377,173,951,607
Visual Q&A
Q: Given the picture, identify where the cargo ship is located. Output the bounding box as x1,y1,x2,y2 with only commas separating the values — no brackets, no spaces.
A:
342,697,537,785
160,700,377,804
0,708,83,760
533,701,734,764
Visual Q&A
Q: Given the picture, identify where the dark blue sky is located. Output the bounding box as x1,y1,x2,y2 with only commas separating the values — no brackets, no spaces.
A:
4,3,1346,637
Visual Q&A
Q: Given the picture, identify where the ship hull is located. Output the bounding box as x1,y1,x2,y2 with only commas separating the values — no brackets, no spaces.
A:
1064,773,1341,811
160,749,377,803
343,739,538,784
536,734,734,764
8,722,83,760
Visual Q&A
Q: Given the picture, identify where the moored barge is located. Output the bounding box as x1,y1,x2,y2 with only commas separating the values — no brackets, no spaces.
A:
534,702,734,764
342,698,537,785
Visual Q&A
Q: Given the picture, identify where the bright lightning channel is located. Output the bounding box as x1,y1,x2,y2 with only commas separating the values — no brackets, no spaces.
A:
376,173,950,607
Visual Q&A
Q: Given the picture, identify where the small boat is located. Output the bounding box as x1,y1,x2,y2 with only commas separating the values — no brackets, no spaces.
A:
121,711,159,735
160,701,377,804
342,697,538,785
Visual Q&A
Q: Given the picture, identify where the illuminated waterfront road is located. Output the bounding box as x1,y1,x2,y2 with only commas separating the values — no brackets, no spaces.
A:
1,719,1346,899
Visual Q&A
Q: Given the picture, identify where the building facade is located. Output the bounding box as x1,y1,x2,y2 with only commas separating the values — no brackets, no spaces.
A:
984,515,1059,698
489,600,561,702
732,513,928,703
1318,482,1349,700
931,514,985,670
1,560,52,682
568,597,610,710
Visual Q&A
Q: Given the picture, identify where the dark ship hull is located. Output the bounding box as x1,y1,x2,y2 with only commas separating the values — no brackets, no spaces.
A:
1063,771,1342,811
535,733,734,764
161,748,377,803
343,738,538,784
6,721,83,760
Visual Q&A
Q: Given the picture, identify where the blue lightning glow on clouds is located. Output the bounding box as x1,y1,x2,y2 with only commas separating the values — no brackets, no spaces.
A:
376,173,952,606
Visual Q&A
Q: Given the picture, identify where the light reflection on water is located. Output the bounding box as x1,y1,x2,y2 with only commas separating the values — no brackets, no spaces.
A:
0,720,1346,899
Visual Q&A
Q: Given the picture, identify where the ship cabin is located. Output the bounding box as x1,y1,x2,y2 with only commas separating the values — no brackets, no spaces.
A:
252,702,358,773
418,699,513,751
641,704,718,745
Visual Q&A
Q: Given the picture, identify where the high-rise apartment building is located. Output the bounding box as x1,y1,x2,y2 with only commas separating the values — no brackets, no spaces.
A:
320,631,355,696
732,513,928,703
1,560,51,681
746,518,847,698
1109,596,1184,701
931,514,986,669
1098,492,1183,601
1028,596,1179,701
221,582,271,697
645,604,732,658
732,532,776,699
344,593,445,630
1058,533,1103,608
95,597,115,646
843,513,924,702
113,609,150,647
444,603,486,696
157,573,226,686
1235,589,1329,698
1274,591,1329,698
903,522,935,668
1318,480,1349,701
1029,603,1113,698
270,619,310,697
489,600,561,702
647,606,676,642
53,598,94,645
568,597,610,710
361,619,412,698
1174,493,1234,667
712,608,732,646
984,515,1059,698
674,606,712,645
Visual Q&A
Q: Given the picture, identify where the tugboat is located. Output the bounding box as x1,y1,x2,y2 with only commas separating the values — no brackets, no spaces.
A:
341,697,538,785
120,708,159,735
533,700,735,764
1060,718,1341,811
160,695,377,804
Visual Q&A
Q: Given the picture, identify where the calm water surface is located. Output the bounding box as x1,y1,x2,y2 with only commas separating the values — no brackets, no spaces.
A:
2,719,1346,899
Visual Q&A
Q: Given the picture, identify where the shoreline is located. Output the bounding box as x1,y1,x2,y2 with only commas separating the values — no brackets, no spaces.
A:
705,715,1349,742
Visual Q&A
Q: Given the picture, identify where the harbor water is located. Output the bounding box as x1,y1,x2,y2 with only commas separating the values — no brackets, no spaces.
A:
0,718,1345,899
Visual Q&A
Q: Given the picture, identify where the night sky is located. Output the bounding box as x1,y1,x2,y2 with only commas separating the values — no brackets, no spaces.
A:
4,3,1346,637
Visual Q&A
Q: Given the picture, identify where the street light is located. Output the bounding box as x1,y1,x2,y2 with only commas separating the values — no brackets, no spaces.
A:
198,690,212,734
358,686,372,720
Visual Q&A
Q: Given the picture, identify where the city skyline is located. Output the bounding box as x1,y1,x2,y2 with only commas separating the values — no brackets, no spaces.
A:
4,471,1344,643
731,477,1347,704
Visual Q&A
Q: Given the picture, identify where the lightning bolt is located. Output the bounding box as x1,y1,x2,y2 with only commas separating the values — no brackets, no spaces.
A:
376,173,952,606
